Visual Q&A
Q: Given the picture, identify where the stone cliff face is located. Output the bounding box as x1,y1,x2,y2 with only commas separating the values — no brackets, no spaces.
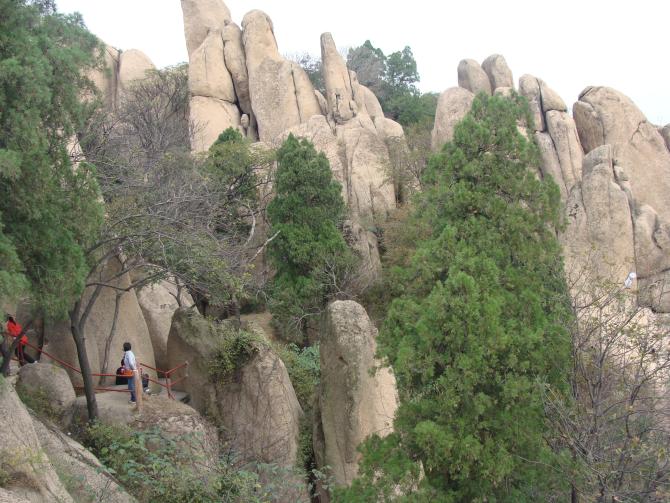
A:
179,0,404,281
88,45,155,112
432,57,670,314
315,300,398,487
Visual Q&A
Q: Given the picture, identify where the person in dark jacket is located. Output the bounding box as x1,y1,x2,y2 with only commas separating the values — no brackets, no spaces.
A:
115,358,129,385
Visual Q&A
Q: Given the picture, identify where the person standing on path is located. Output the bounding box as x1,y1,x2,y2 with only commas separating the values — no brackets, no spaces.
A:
122,342,137,404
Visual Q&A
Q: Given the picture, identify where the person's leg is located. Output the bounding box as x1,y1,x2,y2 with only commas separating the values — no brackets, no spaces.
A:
22,347,34,364
16,345,25,366
128,373,136,402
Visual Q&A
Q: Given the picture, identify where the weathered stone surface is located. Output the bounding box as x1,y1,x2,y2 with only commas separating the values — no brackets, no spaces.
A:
17,363,75,428
32,419,136,503
353,79,384,121
314,89,328,116
481,54,513,91
574,86,646,153
561,145,635,286
190,95,241,152
43,258,156,389
72,391,220,469
317,300,398,486
539,79,567,112
458,59,492,95
375,117,405,141
166,308,222,415
241,10,280,68
494,86,513,97
117,49,155,90
247,59,302,141
180,0,231,56
188,30,235,102
0,380,74,502
634,205,670,278
519,74,545,131
222,23,252,115
574,86,670,225
0,488,31,503
242,10,319,141
88,45,119,109
217,344,302,466
282,115,343,179
167,308,302,467
431,87,474,151
291,61,323,121
661,124,670,151
137,280,194,371
634,205,670,312
545,110,583,195
321,32,356,123
535,131,567,199
340,123,395,280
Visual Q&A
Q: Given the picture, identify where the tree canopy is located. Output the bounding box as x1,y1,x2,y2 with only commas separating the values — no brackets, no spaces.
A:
347,40,435,127
338,93,573,501
267,134,351,342
0,0,104,318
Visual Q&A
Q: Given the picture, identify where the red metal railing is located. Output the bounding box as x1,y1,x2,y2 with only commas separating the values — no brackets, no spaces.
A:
11,339,187,400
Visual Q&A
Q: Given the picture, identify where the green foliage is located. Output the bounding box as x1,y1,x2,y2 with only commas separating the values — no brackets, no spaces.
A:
347,41,435,127
267,134,351,342
340,94,572,501
206,127,262,213
0,464,9,488
276,343,320,411
0,0,104,317
83,422,266,503
208,326,267,383
385,92,438,129
346,40,387,99
276,342,321,477
292,53,324,94
384,46,419,96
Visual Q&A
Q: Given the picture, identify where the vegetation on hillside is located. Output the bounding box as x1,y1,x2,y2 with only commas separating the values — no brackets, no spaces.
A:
0,0,103,317
338,93,573,501
0,0,104,382
84,422,304,503
267,134,355,343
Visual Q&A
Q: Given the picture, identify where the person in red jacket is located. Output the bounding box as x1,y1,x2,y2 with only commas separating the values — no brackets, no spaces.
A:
5,315,34,365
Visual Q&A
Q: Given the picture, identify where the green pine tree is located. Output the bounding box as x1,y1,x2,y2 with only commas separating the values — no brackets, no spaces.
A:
267,134,350,342
338,93,572,501
0,0,103,317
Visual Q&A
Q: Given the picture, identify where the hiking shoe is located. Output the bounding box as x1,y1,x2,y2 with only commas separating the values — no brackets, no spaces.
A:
129,400,136,404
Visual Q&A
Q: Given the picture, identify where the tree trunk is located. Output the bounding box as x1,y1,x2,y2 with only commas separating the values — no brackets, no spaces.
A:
70,309,98,422
0,337,20,376
231,294,241,329
100,292,123,385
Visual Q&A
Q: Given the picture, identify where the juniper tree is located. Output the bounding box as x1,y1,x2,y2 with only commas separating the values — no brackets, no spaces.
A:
339,94,573,501
0,0,104,377
266,134,352,343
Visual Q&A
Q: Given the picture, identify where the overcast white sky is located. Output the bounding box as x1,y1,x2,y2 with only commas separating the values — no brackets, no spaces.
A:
57,0,669,124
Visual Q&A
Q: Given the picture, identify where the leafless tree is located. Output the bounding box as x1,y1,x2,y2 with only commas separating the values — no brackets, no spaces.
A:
69,66,276,420
546,267,670,502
